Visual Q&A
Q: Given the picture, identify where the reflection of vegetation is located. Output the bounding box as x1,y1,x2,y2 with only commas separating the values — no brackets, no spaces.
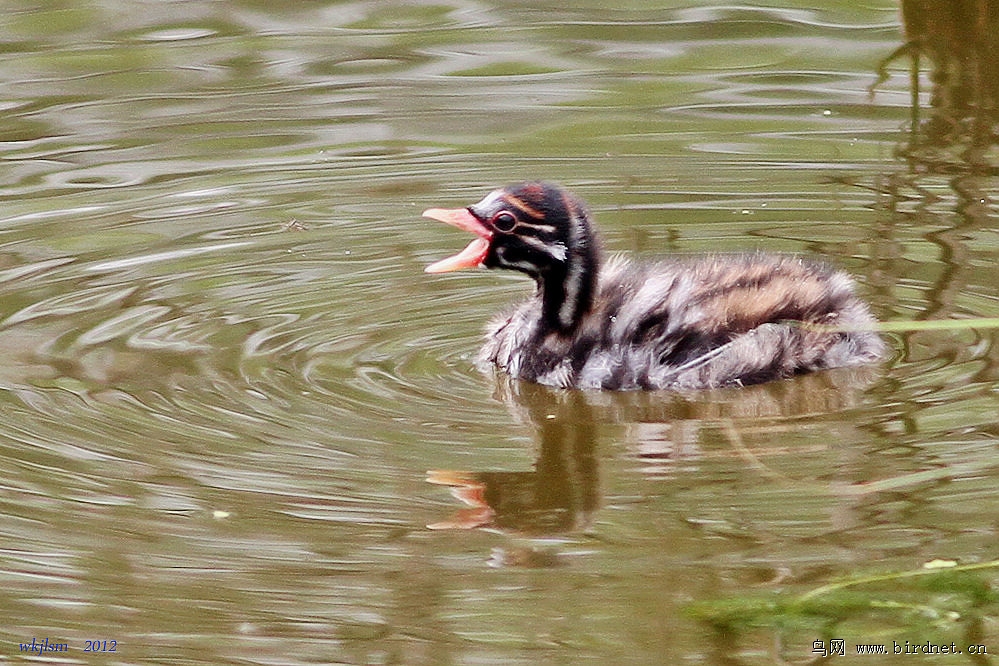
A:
874,0,999,170
688,559,999,663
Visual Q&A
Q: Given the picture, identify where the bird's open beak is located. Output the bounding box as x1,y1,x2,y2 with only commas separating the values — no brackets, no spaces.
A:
423,208,494,273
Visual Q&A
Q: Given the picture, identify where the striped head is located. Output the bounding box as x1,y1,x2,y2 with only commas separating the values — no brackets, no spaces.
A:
424,182,601,332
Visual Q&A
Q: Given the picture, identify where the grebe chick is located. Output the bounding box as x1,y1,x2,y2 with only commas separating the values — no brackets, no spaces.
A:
424,181,885,391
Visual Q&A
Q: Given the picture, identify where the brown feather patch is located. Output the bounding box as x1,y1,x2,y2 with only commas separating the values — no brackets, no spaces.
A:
501,193,545,220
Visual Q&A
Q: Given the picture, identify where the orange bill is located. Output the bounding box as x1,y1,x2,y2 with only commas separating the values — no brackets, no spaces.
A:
423,208,493,273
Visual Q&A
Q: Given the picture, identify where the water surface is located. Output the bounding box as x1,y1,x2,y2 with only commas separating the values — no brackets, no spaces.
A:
2,1,998,664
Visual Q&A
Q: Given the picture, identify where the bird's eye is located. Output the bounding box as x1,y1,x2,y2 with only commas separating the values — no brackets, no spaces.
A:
491,211,518,232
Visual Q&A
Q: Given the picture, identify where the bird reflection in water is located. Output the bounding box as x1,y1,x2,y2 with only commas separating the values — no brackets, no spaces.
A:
427,366,879,566
428,384,599,535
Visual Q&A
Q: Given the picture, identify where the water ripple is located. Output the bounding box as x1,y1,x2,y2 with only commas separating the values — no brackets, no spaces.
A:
3,3,999,664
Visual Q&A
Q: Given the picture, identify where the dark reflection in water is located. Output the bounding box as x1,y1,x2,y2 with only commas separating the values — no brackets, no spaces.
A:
863,2,999,410
860,0,999,427
429,366,879,544
878,0,999,169
428,384,600,537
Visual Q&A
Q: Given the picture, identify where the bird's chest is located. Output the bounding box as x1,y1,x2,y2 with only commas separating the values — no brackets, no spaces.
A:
479,305,577,385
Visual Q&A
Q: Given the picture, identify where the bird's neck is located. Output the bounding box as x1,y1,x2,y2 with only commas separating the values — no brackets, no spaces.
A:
538,248,599,334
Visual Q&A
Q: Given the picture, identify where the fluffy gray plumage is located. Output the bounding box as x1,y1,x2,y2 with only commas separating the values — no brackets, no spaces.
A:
480,252,886,390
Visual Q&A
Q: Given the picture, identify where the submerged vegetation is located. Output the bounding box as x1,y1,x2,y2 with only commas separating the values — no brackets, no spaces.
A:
689,559,999,662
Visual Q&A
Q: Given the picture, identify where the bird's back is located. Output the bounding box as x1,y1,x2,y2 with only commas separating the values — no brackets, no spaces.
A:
480,253,885,390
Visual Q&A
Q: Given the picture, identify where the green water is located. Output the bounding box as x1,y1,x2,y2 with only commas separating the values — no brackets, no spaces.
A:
1,1,998,664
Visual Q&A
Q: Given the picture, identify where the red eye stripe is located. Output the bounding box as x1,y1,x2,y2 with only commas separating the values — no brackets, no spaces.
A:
499,193,545,219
